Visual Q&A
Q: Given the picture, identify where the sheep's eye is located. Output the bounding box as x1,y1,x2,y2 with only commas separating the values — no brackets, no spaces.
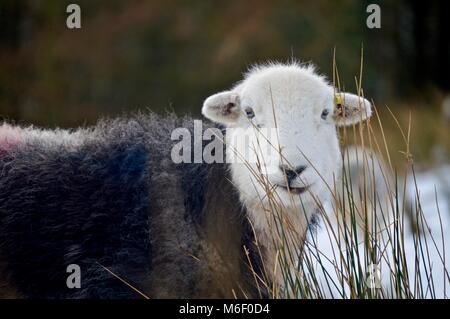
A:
321,109,329,120
245,107,255,119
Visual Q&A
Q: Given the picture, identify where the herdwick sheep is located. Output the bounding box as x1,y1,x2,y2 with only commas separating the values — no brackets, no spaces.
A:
0,62,372,298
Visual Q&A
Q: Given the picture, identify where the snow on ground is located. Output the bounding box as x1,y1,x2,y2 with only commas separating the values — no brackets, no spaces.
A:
305,165,450,298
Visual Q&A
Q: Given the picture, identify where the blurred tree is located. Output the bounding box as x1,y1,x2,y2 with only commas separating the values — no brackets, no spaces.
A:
0,0,29,120
0,0,448,127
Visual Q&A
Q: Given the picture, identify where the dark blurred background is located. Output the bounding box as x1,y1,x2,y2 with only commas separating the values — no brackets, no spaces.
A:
0,0,449,163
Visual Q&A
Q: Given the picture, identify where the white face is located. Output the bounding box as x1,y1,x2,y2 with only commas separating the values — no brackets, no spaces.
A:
202,63,372,214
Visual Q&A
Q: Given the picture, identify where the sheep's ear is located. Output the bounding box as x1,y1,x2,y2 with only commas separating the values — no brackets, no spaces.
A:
334,92,372,126
202,91,242,124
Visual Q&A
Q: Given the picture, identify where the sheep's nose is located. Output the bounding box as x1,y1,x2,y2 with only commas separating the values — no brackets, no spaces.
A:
280,165,307,183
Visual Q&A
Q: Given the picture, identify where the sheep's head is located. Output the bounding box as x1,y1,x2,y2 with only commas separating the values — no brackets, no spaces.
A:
202,63,372,218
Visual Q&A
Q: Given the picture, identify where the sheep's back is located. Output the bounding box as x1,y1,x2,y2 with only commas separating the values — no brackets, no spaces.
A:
0,113,261,298
0,117,153,298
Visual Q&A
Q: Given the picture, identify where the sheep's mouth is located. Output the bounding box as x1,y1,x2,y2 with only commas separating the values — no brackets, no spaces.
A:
276,184,310,195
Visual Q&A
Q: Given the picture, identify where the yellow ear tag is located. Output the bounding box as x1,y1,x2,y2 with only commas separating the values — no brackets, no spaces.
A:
334,93,343,106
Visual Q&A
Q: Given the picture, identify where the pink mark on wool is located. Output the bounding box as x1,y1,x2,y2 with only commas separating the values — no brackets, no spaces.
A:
0,124,23,154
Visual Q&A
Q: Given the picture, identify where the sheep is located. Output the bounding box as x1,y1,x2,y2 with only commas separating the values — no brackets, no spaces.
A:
202,63,372,290
0,62,372,298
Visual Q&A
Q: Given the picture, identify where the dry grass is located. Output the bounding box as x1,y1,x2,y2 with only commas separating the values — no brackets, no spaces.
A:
235,53,449,299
